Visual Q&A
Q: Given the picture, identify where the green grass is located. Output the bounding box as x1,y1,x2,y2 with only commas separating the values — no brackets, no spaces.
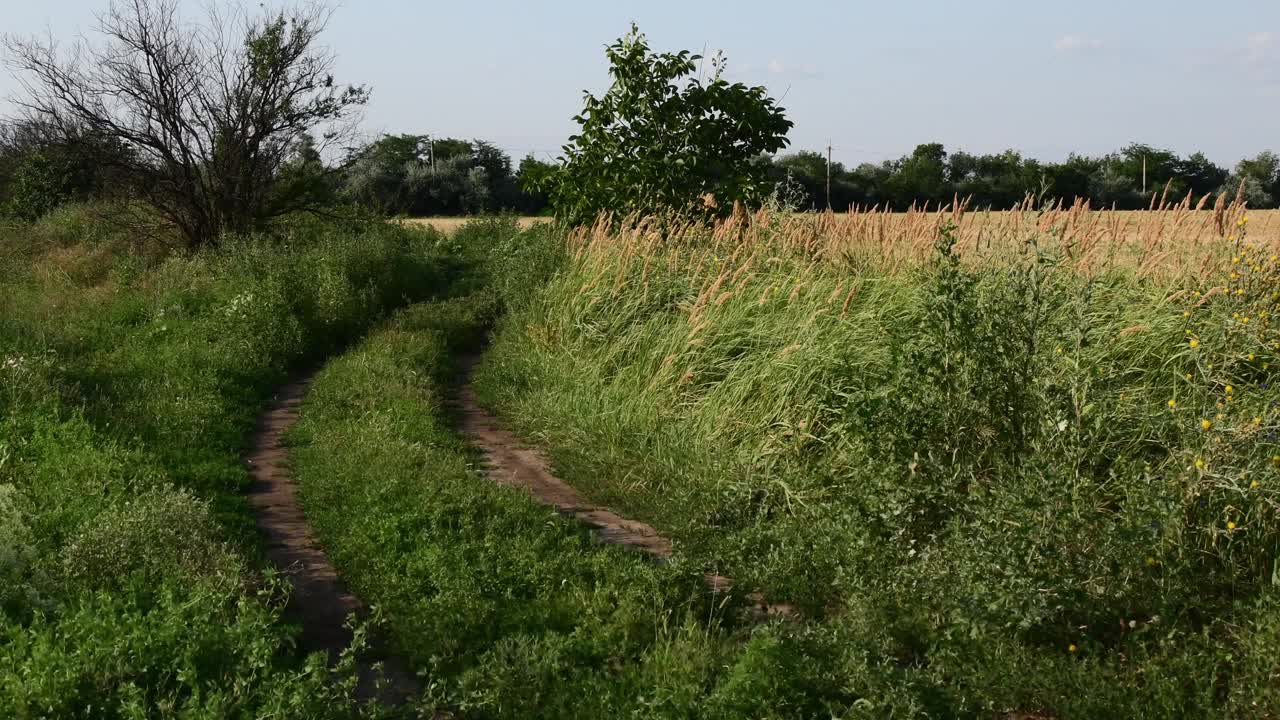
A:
0,205,455,717
474,221,1280,717
287,290,875,718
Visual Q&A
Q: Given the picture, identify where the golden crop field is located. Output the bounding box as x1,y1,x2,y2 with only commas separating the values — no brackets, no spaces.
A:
556,199,1280,284
398,216,551,234
406,204,1280,276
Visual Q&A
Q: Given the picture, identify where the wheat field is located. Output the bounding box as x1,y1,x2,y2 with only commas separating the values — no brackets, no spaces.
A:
405,204,1280,277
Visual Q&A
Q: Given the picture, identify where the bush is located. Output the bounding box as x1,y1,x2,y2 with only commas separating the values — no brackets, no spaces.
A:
60,486,239,591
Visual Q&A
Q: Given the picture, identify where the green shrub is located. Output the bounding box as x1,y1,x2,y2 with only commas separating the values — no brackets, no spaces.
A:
60,486,239,592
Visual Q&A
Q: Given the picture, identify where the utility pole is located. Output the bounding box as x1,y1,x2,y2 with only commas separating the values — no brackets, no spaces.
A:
826,141,833,211
1142,154,1147,195
428,134,436,175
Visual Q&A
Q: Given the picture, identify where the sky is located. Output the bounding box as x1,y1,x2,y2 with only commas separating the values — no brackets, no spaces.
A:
2,0,1278,169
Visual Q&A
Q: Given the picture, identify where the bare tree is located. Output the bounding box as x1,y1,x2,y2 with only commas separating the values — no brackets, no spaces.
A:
3,0,368,247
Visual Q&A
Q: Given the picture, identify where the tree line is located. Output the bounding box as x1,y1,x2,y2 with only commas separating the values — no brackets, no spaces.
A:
8,122,1277,226
769,143,1280,211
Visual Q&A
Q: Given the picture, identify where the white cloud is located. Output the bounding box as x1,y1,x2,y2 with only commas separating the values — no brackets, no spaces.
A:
1053,35,1103,53
765,58,819,76
1245,31,1273,66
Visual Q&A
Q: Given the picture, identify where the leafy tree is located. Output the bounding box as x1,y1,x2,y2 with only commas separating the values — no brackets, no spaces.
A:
1177,152,1228,199
1225,151,1280,208
1117,143,1185,200
340,134,429,213
271,133,338,214
771,151,864,211
852,162,894,207
885,143,950,207
4,0,368,247
751,143,1238,212
544,24,793,223
431,138,475,165
339,134,541,215
515,155,555,215
1088,158,1142,208
949,149,1042,209
1043,154,1099,205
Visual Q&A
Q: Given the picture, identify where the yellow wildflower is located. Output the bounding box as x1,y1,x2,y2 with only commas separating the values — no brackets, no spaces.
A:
1227,521,1237,530
1167,399,1177,409
1201,419,1212,430
1190,338,1200,348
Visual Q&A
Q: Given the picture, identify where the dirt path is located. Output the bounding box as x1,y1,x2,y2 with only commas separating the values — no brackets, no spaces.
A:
245,371,419,704
454,356,791,618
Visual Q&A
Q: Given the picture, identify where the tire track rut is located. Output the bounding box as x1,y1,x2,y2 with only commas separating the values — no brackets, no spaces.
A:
245,371,419,705
454,356,793,619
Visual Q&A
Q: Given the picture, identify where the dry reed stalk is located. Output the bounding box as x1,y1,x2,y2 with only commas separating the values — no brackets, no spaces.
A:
839,285,858,318
573,202,1274,285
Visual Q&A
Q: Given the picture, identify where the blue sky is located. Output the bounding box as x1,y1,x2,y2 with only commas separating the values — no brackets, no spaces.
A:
3,1,1278,168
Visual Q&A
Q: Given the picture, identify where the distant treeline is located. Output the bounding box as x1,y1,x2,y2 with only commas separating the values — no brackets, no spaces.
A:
3,122,1278,220
0,125,555,220
769,142,1280,211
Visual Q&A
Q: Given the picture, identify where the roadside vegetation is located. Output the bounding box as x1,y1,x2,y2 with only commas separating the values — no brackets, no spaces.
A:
0,205,452,717
284,219,864,718
475,207,1280,716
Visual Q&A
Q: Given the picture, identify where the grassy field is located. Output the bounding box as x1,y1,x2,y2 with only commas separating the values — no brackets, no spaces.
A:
0,206,456,717
476,204,1280,716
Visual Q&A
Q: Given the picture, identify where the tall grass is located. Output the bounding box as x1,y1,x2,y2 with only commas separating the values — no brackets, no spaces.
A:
476,206,1280,716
